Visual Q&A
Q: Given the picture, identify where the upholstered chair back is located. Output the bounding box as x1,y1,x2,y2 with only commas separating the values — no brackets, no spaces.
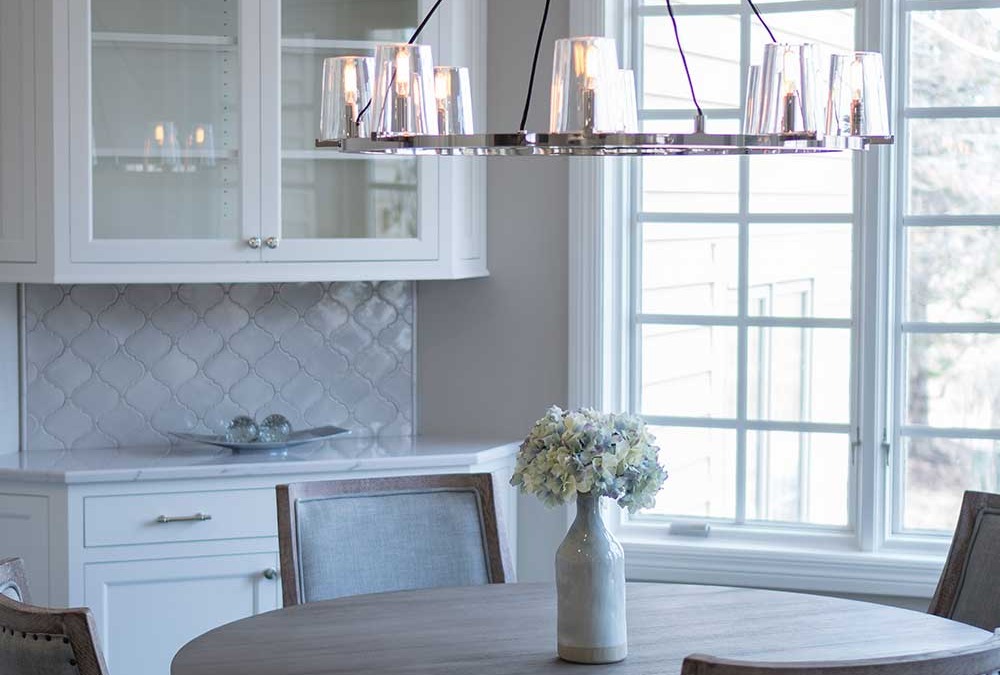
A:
931,491,1000,631
277,474,513,606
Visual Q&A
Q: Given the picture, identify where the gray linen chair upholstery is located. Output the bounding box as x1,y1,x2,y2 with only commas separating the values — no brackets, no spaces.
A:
277,474,514,606
0,558,30,604
931,491,1000,631
681,632,1000,675
0,563,109,675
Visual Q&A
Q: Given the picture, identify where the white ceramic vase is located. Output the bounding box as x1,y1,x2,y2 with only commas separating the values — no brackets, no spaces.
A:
555,491,627,664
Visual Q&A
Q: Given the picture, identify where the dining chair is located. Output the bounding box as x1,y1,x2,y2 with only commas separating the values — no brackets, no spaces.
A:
0,572,110,675
929,490,1000,631
276,473,514,606
681,632,1000,675
0,558,30,604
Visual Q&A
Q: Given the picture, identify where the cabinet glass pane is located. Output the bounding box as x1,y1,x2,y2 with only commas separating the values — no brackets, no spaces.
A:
281,0,420,240
91,0,240,240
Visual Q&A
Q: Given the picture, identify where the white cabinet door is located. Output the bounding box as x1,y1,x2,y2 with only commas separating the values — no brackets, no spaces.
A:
259,0,441,263
67,0,263,264
0,0,36,263
84,552,281,675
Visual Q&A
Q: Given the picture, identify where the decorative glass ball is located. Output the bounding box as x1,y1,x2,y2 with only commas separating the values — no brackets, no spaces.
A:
225,416,259,444
258,414,293,444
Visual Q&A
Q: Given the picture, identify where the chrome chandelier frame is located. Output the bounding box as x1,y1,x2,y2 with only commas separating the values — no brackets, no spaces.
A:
321,131,893,157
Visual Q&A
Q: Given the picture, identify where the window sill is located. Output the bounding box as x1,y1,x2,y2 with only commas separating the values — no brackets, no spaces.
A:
622,537,947,599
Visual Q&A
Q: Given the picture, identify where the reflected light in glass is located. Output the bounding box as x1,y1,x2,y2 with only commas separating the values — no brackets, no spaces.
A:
743,65,763,134
374,43,438,137
620,69,639,133
826,52,890,137
320,56,374,141
757,43,822,135
433,66,474,135
550,37,623,133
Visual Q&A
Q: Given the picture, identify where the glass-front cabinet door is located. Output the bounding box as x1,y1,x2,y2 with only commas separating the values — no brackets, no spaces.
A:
69,0,261,263
260,0,440,262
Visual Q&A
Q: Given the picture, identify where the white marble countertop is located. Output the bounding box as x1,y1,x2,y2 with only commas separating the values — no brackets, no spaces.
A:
0,436,520,484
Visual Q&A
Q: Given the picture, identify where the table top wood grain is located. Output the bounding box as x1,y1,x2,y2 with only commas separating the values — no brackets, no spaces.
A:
171,583,991,675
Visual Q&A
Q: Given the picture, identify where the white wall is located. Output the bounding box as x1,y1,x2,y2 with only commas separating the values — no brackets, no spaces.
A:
0,284,18,454
417,0,572,582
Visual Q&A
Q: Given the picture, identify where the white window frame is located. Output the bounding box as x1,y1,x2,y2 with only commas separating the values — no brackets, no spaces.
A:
567,0,956,599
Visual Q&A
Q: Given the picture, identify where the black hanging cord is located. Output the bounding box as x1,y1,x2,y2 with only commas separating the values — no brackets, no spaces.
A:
746,0,777,43
666,0,702,117
520,0,553,132
357,0,448,125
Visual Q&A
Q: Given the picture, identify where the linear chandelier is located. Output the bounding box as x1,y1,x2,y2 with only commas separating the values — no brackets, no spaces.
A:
315,0,894,157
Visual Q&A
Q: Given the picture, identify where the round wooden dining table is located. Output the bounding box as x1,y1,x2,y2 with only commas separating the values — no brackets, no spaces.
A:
171,583,991,675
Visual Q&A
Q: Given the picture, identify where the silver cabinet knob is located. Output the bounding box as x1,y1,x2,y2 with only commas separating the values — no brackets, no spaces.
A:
265,237,280,250
248,237,262,249
263,568,278,581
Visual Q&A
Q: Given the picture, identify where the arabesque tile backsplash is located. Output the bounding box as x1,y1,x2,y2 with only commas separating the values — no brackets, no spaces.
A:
24,283,414,451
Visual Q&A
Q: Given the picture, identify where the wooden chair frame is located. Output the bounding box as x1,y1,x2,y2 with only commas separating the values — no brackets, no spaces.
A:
276,473,514,607
930,490,1000,622
0,593,110,675
0,558,31,604
681,633,1000,675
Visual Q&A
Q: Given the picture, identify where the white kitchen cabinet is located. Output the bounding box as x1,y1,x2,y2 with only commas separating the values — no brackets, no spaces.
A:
85,553,281,675
0,0,36,264
0,0,486,282
0,439,519,675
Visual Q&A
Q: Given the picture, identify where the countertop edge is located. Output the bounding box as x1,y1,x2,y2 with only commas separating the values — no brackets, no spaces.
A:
0,439,522,486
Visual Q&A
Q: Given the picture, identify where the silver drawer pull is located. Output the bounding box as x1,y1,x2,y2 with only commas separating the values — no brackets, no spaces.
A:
155,513,212,524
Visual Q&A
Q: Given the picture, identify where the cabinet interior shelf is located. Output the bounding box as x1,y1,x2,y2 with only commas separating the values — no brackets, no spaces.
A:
280,38,379,53
95,148,239,160
92,32,237,49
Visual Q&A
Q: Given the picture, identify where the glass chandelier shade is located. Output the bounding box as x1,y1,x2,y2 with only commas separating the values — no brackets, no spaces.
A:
320,56,374,141
434,66,475,135
550,37,624,134
743,65,763,134
374,43,438,137
826,52,890,138
757,43,823,135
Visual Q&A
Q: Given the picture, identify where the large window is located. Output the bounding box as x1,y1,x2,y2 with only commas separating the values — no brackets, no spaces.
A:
894,2,1000,533
621,0,1000,547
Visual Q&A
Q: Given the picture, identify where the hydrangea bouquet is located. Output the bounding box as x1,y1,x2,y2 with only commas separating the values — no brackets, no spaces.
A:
511,406,667,513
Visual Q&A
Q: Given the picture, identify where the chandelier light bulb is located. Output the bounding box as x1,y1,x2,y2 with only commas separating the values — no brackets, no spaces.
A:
343,60,359,104
395,49,412,98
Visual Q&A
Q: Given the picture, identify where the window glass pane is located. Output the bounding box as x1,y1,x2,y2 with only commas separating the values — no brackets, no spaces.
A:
641,120,740,214
748,328,851,424
640,325,737,418
91,0,240,240
748,154,853,214
906,333,1000,429
641,15,740,110
282,159,418,239
908,118,1000,216
907,226,1000,323
282,0,415,40
909,10,1000,108
642,427,737,520
904,436,1000,531
747,432,850,526
749,224,853,319
641,223,738,316
749,9,855,65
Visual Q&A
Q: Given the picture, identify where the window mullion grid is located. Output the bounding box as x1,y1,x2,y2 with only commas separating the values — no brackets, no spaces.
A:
631,0,863,533
735,1,752,527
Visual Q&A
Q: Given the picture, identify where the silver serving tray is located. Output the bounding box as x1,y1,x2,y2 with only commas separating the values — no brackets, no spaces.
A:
171,425,351,453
